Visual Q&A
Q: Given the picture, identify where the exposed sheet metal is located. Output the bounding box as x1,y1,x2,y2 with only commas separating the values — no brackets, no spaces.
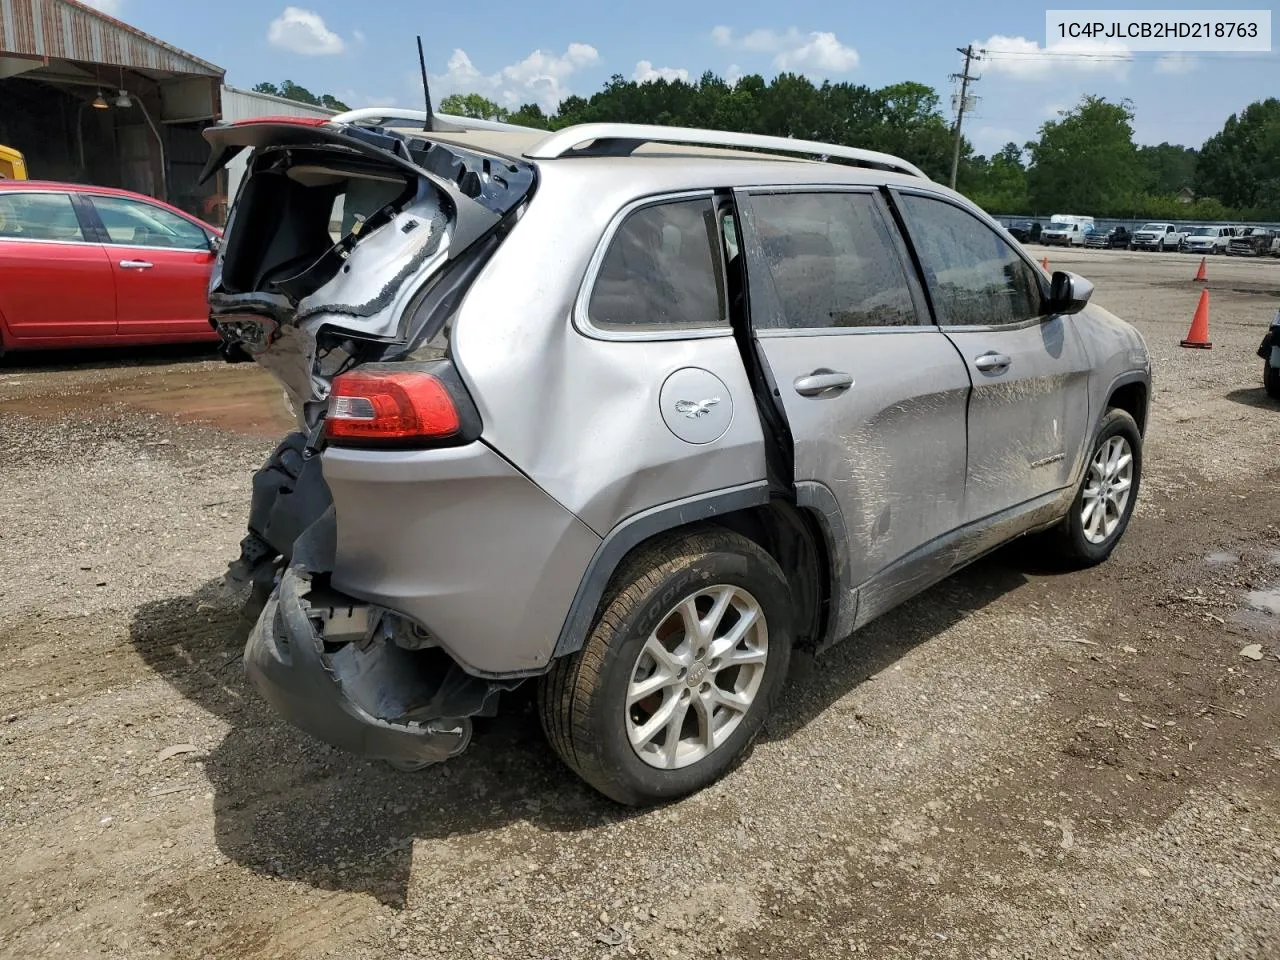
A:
0,0,223,76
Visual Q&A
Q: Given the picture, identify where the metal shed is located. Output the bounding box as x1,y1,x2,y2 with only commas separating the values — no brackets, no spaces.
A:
0,0,223,216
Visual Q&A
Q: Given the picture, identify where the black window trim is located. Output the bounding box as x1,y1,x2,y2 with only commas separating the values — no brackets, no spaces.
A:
886,186,1053,334
0,189,94,246
82,192,215,253
574,189,736,343
733,184,935,339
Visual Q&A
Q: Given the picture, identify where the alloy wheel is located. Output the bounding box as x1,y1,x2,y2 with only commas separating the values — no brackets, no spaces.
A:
625,584,768,770
1081,435,1135,544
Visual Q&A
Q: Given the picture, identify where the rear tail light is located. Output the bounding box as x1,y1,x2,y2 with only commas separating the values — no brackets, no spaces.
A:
324,370,461,446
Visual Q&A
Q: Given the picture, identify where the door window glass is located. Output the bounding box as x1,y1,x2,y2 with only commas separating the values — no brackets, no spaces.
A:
748,191,917,329
91,195,210,250
898,194,1044,327
0,192,85,241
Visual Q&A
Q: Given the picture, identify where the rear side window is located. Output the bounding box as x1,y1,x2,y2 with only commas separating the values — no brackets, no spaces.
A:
747,191,918,330
0,192,85,242
898,194,1043,328
588,198,728,333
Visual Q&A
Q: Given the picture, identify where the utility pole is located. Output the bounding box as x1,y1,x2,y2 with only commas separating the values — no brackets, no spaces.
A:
948,45,980,190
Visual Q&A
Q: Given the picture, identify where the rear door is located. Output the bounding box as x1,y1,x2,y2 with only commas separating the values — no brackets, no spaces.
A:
84,193,217,340
893,190,1092,526
0,190,115,343
735,187,971,614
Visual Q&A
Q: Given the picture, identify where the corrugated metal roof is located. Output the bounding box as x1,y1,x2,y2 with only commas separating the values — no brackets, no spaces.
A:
0,0,223,76
221,85,337,123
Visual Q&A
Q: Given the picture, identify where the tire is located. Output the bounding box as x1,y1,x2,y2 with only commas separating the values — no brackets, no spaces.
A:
1048,408,1143,567
1265,361,1280,401
538,528,793,806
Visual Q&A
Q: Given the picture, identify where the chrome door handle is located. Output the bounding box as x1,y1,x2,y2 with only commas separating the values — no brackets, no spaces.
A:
973,352,1012,373
119,259,154,269
793,370,854,397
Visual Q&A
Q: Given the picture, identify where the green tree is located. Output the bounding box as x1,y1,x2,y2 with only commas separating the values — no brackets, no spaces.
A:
506,102,550,129
964,141,1029,213
1136,142,1197,196
1026,96,1140,213
252,80,349,112
1195,98,1280,218
439,92,509,121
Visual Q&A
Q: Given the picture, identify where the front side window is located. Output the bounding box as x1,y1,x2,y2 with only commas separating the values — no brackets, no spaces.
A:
90,195,211,250
747,191,918,330
587,197,727,333
898,194,1044,327
0,192,85,242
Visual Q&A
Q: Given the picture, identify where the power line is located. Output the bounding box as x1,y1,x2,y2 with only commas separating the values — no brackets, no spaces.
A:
949,45,980,189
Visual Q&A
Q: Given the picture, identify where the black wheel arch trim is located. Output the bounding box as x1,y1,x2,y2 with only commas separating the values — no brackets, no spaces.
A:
551,482,771,659
794,481,858,650
1103,370,1151,433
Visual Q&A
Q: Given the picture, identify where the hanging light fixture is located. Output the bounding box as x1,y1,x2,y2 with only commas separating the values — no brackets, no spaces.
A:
114,66,132,109
91,90,110,109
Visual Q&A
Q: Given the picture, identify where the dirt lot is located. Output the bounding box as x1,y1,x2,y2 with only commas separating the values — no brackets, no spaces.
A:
2,248,1279,960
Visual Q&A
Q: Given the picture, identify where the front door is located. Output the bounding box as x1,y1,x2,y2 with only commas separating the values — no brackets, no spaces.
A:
893,191,1092,525
735,188,972,619
85,193,216,340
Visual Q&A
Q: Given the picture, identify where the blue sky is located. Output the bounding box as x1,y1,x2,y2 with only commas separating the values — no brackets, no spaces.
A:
84,0,1277,156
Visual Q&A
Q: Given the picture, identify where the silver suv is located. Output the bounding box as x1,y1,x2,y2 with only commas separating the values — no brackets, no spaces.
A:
203,109,1151,805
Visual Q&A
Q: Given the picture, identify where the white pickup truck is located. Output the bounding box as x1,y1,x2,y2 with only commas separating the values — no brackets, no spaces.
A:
1131,222,1189,252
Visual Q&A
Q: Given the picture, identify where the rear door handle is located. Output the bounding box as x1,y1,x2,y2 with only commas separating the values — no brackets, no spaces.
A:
119,259,154,269
973,352,1012,373
793,370,854,397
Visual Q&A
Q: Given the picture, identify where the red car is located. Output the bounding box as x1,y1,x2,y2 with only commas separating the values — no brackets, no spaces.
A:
0,181,221,353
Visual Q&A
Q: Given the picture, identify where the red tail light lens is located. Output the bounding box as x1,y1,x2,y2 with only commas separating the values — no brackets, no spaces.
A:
324,371,461,445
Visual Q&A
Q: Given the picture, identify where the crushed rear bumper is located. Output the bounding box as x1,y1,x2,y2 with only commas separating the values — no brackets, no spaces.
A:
245,564,481,766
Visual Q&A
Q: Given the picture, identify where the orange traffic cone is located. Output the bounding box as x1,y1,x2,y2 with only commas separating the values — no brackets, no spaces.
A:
1194,257,1207,282
1040,256,1050,271
1180,289,1212,349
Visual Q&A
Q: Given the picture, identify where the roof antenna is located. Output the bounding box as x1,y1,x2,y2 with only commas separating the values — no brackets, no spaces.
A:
417,35,434,131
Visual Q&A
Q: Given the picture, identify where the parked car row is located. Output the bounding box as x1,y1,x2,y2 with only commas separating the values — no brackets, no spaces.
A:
1001,216,1280,257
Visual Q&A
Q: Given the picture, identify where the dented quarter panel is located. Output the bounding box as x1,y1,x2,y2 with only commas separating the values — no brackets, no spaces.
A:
447,165,770,536
322,442,602,676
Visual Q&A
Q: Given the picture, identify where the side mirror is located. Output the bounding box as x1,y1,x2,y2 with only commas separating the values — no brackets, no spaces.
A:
1048,270,1093,315
207,233,222,254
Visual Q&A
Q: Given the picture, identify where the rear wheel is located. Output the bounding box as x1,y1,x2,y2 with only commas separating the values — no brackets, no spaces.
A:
539,529,793,805
1265,361,1280,401
1048,408,1142,567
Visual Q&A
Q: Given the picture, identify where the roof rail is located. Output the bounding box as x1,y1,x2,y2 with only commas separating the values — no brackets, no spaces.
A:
327,107,545,134
525,123,928,179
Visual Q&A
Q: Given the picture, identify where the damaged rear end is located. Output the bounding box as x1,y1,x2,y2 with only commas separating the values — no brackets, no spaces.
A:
202,116,536,765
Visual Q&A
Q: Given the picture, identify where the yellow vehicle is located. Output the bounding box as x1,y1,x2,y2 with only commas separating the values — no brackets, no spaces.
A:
0,145,28,180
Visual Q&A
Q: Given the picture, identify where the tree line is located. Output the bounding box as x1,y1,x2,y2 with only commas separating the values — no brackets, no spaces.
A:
435,77,1279,222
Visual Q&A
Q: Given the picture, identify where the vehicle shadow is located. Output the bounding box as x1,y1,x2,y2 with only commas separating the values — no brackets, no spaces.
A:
1225,385,1277,411
128,547,1031,909
0,342,219,372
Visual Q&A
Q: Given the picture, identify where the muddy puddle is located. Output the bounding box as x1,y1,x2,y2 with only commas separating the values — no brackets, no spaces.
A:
0,363,295,437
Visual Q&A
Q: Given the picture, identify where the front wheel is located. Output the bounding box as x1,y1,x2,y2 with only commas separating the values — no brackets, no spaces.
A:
539,529,793,805
1265,361,1280,401
1049,408,1143,567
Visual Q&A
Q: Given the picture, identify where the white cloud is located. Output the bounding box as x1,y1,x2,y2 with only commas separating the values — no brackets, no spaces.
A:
1154,53,1197,75
430,43,600,112
977,34,1131,80
726,63,743,84
352,28,366,44
79,0,123,13
267,7,345,56
633,60,690,84
709,26,859,74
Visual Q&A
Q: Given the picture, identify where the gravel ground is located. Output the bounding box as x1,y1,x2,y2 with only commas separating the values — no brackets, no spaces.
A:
1,247,1278,960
